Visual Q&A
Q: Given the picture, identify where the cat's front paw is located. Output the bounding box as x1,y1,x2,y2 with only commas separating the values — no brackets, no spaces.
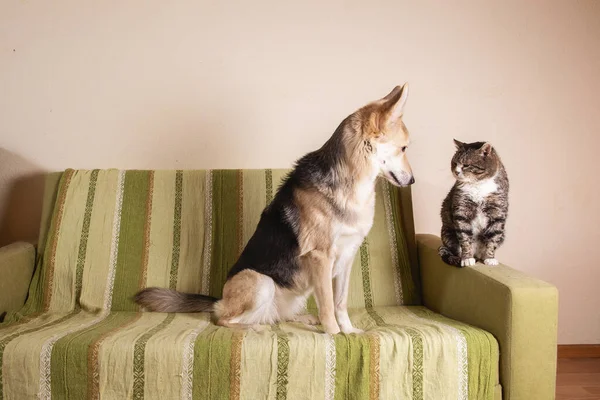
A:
484,258,499,266
461,257,476,267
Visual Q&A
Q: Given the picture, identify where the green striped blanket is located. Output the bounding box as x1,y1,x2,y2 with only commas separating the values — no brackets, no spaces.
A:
0,169,498,399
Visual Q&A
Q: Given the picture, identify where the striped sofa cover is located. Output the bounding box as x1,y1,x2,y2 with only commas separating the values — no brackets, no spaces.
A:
0,169,499,400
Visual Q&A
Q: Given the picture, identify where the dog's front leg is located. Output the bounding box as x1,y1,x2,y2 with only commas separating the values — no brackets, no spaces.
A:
333,239,364,334
305,250,340,334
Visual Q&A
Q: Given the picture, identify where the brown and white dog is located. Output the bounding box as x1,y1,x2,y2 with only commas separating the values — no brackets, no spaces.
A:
135,84,414,334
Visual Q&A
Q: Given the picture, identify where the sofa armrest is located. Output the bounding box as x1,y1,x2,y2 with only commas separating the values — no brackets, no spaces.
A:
0,242,35,319
417,234,558,400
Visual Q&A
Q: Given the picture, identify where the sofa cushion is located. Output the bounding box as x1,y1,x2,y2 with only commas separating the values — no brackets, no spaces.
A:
17,169,420,318
0,306,498,400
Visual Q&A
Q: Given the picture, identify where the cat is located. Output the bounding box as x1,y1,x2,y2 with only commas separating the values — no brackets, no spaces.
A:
439,140,509,267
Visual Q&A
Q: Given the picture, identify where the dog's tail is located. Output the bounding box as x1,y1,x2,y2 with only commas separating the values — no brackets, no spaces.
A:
438,246,461,267
134,287,219,313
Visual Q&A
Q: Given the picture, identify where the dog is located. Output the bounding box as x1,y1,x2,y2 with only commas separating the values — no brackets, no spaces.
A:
134,84,414,334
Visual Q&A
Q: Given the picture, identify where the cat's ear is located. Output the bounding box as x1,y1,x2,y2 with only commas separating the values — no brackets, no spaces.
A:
481,142,493,157
453,139,465,149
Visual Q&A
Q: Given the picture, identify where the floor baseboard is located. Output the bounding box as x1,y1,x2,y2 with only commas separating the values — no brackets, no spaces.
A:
558,344,600,358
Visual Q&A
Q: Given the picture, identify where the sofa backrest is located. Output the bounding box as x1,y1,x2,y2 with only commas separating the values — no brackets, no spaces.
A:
23,169,420,314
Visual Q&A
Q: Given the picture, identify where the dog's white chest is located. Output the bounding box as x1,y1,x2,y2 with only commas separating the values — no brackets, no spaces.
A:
463,179,498,203
333,197,375,244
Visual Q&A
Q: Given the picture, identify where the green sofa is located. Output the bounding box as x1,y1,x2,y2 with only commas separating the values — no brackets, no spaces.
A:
0,169,557,400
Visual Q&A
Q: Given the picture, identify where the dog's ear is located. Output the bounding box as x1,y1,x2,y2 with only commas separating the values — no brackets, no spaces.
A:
381,83,409,125
453,139,465,149
382,84,405,102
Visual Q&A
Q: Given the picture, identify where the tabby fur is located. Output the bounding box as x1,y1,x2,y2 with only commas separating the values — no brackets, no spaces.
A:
439,140,509,267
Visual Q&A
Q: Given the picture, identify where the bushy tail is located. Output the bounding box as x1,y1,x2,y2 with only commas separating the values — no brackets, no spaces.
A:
134,287,219,312
438,246,461,267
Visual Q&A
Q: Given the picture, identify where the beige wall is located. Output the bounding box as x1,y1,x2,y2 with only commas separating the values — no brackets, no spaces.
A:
1,1,599,344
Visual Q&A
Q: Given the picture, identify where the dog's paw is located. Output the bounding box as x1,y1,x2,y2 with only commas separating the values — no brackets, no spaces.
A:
484,258,499,266
322,322,341,335
293,314,320,325
340,326,364,334
461,257,476,267
250,324,269,332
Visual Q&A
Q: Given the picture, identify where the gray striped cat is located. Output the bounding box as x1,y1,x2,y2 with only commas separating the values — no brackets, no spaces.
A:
439,140,509,267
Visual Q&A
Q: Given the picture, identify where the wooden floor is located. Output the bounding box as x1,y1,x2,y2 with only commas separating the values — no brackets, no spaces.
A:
557,358,600,399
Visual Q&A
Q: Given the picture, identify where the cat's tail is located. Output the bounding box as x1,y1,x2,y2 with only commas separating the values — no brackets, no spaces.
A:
438,246,461,267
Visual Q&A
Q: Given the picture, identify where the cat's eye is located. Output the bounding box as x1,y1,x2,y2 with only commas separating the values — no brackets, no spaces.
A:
401,146,407,152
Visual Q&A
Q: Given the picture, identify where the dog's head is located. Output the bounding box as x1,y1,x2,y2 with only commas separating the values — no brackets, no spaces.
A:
357,83,414,187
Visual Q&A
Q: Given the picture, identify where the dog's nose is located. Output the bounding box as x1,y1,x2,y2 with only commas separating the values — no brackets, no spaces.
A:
408,176,415,185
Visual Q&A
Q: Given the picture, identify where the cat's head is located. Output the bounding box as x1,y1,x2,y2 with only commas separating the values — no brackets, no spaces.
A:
451,140,500,183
